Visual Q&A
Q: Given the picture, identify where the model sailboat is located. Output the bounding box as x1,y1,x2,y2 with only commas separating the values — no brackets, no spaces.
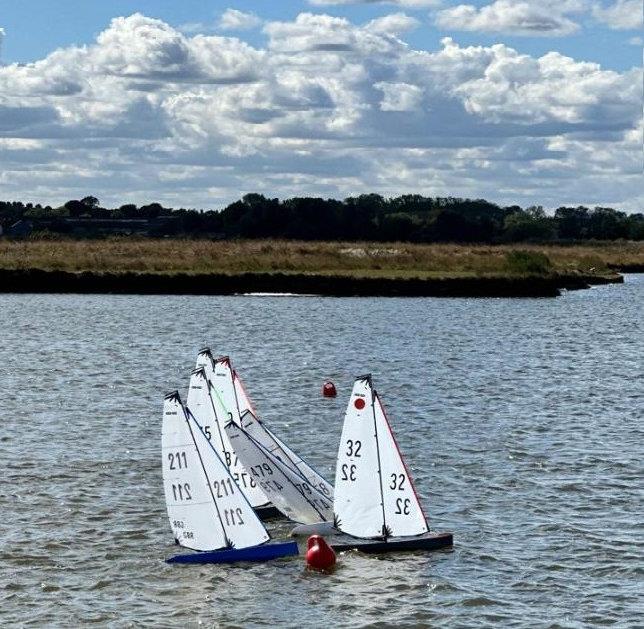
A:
292,375,452,553
162,391,298,564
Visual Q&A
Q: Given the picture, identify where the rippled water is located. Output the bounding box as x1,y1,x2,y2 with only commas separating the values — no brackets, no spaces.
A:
1,276,642,627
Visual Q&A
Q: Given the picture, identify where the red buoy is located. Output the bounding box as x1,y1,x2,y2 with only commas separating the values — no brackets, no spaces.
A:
322,381,337,397
306,535,336,570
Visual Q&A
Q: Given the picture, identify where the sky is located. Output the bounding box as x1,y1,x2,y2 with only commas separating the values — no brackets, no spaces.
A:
0,0,642,211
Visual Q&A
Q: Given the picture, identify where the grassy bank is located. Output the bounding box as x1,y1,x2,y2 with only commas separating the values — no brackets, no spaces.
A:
0,239,642,278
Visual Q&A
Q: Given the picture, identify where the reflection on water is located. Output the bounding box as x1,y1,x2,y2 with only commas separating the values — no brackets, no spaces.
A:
0,275,642,626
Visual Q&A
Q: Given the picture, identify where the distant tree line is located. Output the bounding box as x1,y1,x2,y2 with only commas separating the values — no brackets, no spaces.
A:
1,193,643,242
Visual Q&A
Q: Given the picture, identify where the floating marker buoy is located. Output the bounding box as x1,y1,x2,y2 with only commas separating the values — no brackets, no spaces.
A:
322,381,337,397
306,535,336,570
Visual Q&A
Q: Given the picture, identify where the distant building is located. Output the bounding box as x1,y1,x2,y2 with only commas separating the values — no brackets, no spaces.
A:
7,219,34,238
5,216,179,237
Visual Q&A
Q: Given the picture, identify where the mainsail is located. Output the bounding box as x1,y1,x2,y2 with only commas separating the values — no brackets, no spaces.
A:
162,391,270,551
238,411,334,500
226,416,334,525
186,367,269,508
334,375,428,539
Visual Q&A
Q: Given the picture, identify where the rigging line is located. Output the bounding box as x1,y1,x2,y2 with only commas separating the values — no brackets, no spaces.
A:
207,386,271,509
371,384,388,540
183,405,231,548
210,378,235,423
229,364,328,488
205,380,228,454
236,423,329,521
269,427,334,489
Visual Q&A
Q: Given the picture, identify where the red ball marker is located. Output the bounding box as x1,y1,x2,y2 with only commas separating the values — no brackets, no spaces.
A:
322,381,337,397
306,535,336,570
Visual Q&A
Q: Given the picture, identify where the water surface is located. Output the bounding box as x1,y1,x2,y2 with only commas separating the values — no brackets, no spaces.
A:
0,277,642,627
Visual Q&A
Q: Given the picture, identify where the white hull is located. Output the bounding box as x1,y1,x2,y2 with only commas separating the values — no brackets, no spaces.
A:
289,521,337,537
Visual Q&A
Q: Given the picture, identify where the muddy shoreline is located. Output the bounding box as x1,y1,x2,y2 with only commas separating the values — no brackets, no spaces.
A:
0,269,626,298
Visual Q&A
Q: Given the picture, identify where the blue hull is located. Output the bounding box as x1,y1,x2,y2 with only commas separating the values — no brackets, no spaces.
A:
167,540,299,565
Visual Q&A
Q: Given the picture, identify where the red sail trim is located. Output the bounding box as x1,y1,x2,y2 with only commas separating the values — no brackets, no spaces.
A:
374,392,429,531
233,370,260,420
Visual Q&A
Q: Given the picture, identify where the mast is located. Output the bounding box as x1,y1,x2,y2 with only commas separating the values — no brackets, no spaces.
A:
368,376,388,540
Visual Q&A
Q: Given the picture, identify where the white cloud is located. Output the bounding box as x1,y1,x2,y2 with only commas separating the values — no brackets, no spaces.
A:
593,1,644,30
217,8,262,31
436,0,584,36
364,13,421,35
308,0,440,6
375,82,424,110
628,35,643,45
0,12,641,211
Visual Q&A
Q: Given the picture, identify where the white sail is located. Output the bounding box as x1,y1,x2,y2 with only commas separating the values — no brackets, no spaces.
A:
334,375,428,539
163,392,227,550
334,376,384,538
210,357,242,425
187,411,270,549
226,417,334,525
195,347,214,372
233,370,256,416
239,413,335,500
187,366,269,508
186,367,228,456
200,351,333,507
373,392,428,537
162,391,269,551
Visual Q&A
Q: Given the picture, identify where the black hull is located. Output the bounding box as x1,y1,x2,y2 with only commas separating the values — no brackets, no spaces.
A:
255,504,283,520
330,532,453,554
